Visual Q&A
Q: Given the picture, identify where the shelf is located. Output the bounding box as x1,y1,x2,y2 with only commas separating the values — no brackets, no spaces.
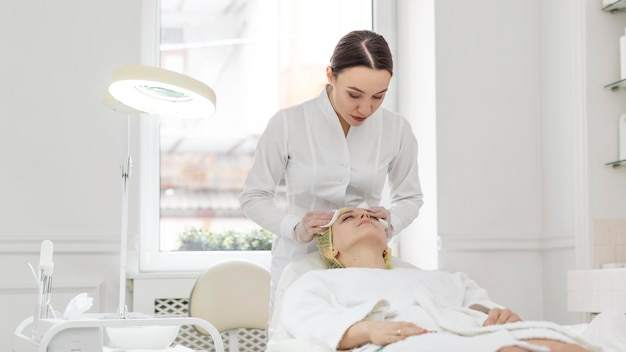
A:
605,159,626,167
603,1,626,169
603,0,626,13
604,78,626,90
568,269,626,313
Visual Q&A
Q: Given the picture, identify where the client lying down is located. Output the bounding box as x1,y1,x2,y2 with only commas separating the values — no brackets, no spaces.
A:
276,207,611,352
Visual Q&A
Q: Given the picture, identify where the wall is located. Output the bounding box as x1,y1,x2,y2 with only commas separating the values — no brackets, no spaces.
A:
540,0,626,322
430,0,546,321
396,0,626,325
0,1,142,350
538,0,583,323
585,1,626,264
394,0,439,271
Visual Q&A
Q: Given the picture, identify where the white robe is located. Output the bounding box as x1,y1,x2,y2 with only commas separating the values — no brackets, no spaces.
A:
277,268,605,352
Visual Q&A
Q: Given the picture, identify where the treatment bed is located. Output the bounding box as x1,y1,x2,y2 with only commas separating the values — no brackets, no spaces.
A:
266,253,626,352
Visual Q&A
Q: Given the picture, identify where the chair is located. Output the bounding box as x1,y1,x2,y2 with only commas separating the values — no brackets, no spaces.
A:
189,259,271,352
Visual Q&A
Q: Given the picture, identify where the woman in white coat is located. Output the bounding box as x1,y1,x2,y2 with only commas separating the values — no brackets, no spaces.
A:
239,30,423,303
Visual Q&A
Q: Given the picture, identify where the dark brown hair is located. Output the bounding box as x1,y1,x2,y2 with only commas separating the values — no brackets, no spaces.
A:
329,30,393,77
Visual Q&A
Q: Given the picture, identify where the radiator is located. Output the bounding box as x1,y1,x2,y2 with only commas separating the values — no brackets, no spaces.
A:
132,276,267,352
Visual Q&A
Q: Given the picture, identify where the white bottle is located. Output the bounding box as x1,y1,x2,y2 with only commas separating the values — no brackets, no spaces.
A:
619,28,626,80
620,114,626,161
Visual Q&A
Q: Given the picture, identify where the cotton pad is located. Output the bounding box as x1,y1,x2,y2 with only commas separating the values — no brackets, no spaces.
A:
320,209,389,229
320,209,340,228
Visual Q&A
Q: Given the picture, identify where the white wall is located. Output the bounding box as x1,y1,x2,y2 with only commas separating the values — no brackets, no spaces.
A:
0,1,142,350
585,2,626,219
1,0,623,350
431,0,546,320
395,0,626,325
540,0,626,322
539,0,588,323
394,0,439,271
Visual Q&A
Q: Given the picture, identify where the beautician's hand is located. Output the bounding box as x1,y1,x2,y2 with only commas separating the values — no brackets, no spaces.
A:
338,320,431,350
483,308,522,326
293,211,334,243
368,206,392,238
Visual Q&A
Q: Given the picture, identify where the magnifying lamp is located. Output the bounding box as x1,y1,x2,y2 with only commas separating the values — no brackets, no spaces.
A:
103,64,216,319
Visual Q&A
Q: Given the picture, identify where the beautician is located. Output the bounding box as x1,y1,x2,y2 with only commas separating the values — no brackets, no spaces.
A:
239,30,423,303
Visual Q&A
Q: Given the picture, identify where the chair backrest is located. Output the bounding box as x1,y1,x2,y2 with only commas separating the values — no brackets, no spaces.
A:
189,258,271,333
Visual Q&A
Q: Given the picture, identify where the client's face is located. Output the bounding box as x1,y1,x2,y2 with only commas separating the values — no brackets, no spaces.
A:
331,208,387,253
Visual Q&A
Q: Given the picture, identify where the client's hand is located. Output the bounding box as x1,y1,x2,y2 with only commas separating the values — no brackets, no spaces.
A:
483,308,522,326
498,347,532,352
293,211,334,243
338,320,431,350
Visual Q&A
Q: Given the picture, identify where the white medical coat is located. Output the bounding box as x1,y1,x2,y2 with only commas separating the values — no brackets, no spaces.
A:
239,87,423,291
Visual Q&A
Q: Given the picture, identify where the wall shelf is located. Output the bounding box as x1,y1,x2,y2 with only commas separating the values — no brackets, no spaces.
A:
605,78,626,90
603,2,626,167
605,159,626,167
603,0,626,13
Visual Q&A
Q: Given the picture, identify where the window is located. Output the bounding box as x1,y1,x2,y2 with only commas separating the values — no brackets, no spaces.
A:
139,0,374,271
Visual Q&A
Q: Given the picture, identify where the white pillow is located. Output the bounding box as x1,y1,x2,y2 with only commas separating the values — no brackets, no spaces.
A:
267,252,417,346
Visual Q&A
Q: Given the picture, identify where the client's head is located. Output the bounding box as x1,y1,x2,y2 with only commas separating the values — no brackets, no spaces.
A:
316,207,392,269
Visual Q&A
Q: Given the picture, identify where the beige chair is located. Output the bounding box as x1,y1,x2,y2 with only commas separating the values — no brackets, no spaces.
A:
189,259,271,352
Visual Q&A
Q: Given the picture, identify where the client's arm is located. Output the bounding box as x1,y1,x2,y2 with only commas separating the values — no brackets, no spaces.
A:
461,272,522,326
483,307,521,326
338,320,429,350
471,304,521,326
281,270,430,351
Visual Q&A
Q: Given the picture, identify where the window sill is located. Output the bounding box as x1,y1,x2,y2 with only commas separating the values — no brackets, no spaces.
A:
127,271,201,280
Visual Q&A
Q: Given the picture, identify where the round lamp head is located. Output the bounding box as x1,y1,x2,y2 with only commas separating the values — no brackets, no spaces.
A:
106,65,216,119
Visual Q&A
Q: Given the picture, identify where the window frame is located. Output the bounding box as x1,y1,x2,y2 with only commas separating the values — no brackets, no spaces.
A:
137,0,396,272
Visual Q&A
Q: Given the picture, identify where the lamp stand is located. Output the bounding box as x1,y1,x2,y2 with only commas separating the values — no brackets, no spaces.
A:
118,114,132,319
103,64,217,319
